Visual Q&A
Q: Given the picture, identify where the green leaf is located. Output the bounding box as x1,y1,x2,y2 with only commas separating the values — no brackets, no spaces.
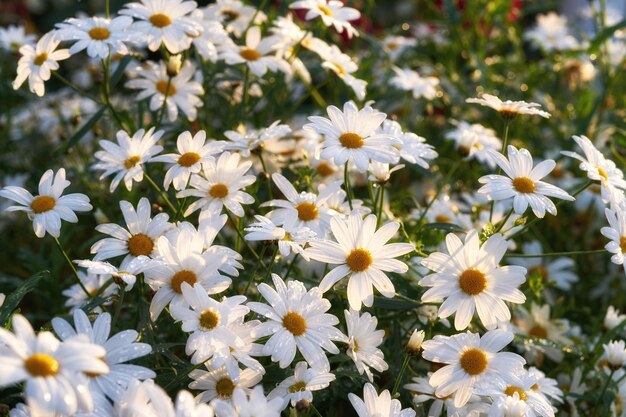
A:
588,19,626,53
110,55,132,88
422,222,466,233
0,270,50,326
373,296,420,310
57,106,106,154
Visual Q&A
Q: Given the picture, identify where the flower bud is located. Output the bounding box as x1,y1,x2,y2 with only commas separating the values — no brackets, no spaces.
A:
406,329,425,354
166,54,182,77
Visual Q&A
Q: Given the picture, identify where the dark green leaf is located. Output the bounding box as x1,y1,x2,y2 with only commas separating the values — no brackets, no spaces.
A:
422,222,466,233
0,270,50,326
110,55,133,88
57,106,106,154
588,19,626,53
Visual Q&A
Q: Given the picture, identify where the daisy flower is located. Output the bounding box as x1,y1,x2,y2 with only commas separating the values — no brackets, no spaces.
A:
91,198,172,263
319,45,367,100
562,135,626,207
378,120,437,169
261,173,341,236
170,283,249,365
390,67,440,100
219,26,289,77
51,309,155,401
421,329,526,408
305,101,399,172
0,168,92,238
524,12,580,52
290,0,360,39
126,60,204,122
204,0,267,38
224,121,292,158
382,35,416,61
120,0,201,53
478,146,574,218
12,32,70,97
0,315,109,417
267,361,335,410
244,215,316,260
344,309,388,382
212,386,283,417
605,305,626,330
63,270,117,312
601,206,626,274
189,11,229,62
348,383,416,417
177,152,255,218
419,231,526,330
445,121,501,168
510,241,578,291
145,225,231,320
466,94,551,119
600,340,626,369
151,130,225,190
93,128,164,192
306,212,415,310
0,25,36,53
74,255,154,291
247,274,347,369
55,16,135,59
198,211,244,277
189,365,262,403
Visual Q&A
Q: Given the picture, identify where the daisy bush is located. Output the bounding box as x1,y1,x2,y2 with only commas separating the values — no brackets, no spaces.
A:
2,0,626,416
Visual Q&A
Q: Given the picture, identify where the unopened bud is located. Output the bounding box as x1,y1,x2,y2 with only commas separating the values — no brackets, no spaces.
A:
514,216,527,226
406,329,425,354
166,54,182,77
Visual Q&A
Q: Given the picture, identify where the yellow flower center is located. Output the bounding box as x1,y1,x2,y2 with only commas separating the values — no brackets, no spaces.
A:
33,53,48,66
209,183,229,199
221,9,240,21
597,166,609,181
352,339,360,352
85,370,105,377
435,214,451,223
620,236,626,253
319,5,333,16
215,377,235,398
31,195,56,213
317,162,335,177
338,132,364,149
239,48,261,61
512,177,536,194
170,270,197,293
288,381,307,393
529,265,549,282
505,386,527,401
149,13,172,28
528,325,548,339
346,248,373,272
199,309,219,330
124,155,141,169
295,202,319,221
24,353,60,377
127,233,154,257
88,27,111,40
282,311,307,336
459,348,488,375
178,152,201,167
499,109,519,119
156,80,176,96
458,269,487,296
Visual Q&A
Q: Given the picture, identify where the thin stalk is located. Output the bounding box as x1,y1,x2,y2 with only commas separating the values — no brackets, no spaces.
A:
155,76,172,128
284,253,299,281
344,163,353,210
417,163,460,226
144,172,177,213
52,72,101,104
493,207,514,234
505,249,607,258
239,66,250,121
376,184,385,228
112,287,125,329
226,210,266,268
490,119,512,222
243,244,268,293
53,237,91,298
392,352,411,395
102,58,126,130
257,151,273,199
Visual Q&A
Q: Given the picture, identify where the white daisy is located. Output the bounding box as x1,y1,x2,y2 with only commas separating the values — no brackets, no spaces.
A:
74,256,154,291
151,130,225,190
478,146,574,218
390,67,440,100
212,386,283,417
0,168,92,238
306,212,414,310
204,0,267,38
306,102,399,172
63,270,117,312
419,230,526,330
382,35,416,61
13,32,70,97
198,211,244,277
348,382,416,417
290,0,360,39
466,94,551,119
378,120,437,169
177,151,255,217
261,173,341,236
267,361,335,410
601,206,626,274
55,16,135,59
605,305,626,330
0,25,36,53
93,128,164,192
247,274,347,369
91,197,172,263
601,340,626,369
404,374,487,417
0,314,109,417
445,121,501,168
189,11,229,62
125,60,204,122
120,0,201,53
223,120,292,158
189,365,262,404
524,12,580,52
51,309,155,401
319,45,367,100
344,309,388,382
244,215,316,260
219,26,289,77
421,329,526,408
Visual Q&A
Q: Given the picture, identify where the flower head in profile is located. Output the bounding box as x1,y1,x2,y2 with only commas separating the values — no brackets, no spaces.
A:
0,168,92,238
344,309,388,382
204,0,267,38
244,215,316,260
247,274,347,369
421,329,525,408
601,206,626,274
219,26,289,77
445,121,501,168
0,25,36,52
305,102,399,172
478,146,574,218
378,120,437,169
420,231,526,330
55,16,135,59
120,0,201,53
348,382,416,417
306,212,414,310
74,255,154,291
290,0,360,39
466,94,551,119
13,32,70,97
390,67,439,100
319,45,367,100
94,128,164,192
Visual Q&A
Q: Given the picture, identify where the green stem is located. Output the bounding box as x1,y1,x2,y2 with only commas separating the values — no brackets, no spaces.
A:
392,352,411,395
226,210,266,269
599,369,615,404
243,245,268,293
53,237,91,298
417,163,460,226
376,184,385,228
105,0,110,18
102,58,126,131
284,253,299,281
144,172,177,213
52,72,101,104
490,120,512,222
493,207,514,234
310,403,324,417
344,163,353,210
155,76,172,128
257,151,273,199
505,249,607,258
112,287,125,328
239,66,250,122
